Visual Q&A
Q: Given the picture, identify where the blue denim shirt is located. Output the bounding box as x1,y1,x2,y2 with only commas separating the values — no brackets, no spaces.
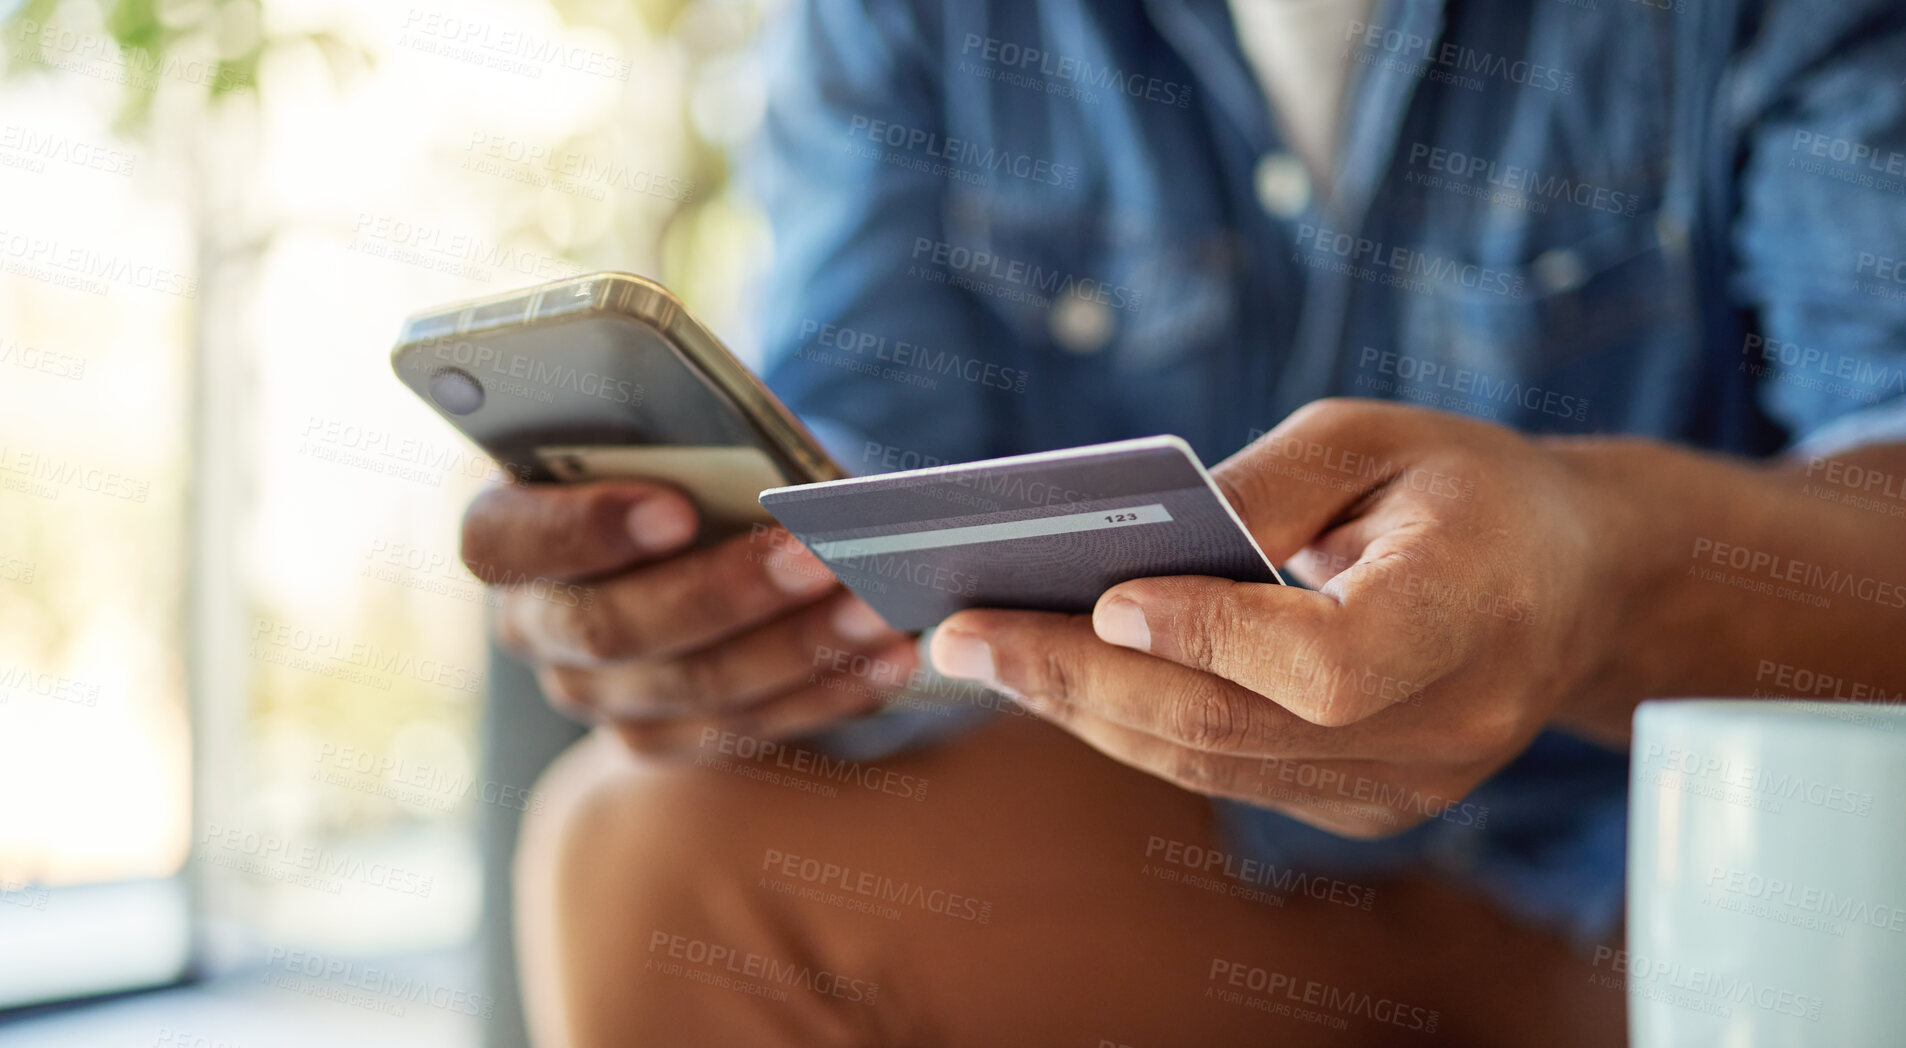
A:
746,0,1906,944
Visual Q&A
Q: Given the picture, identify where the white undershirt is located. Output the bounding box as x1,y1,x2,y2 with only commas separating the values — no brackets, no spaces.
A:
1225,0,1376,182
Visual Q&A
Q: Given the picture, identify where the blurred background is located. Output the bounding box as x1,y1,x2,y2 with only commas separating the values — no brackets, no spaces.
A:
0,0,773,1043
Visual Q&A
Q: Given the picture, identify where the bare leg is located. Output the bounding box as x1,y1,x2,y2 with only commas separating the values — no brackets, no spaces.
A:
516,713,1623,1047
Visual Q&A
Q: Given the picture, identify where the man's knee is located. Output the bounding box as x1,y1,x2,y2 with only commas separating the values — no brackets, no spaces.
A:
514,730,880,1046
514,732,752,1043
519,730,755,925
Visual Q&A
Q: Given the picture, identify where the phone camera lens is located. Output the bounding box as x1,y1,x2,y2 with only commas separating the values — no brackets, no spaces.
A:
429,368,484,415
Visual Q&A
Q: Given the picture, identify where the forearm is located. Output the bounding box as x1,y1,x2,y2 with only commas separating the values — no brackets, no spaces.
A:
1548,437,1906,743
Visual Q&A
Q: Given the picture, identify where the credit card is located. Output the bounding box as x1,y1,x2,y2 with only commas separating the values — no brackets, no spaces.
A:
758,435,1283,632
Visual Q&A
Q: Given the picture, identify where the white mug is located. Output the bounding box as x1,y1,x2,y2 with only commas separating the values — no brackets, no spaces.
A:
1626,699,1906,1046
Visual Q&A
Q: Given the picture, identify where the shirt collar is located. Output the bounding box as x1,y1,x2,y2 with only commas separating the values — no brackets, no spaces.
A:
1141,0,1450,225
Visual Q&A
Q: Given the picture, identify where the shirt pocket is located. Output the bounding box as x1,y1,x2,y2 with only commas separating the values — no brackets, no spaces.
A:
1397,210,1695,381
940,192,1239,375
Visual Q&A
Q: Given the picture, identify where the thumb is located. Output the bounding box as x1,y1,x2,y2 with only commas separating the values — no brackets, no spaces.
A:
1212,399,1424,562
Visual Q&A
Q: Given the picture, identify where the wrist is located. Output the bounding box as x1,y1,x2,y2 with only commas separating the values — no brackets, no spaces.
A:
1540,436,1710,741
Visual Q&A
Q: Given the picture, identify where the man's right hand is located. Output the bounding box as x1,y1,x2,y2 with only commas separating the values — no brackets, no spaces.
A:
460,480,917,757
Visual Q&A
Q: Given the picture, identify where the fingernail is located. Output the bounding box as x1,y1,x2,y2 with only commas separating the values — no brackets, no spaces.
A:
831,599,893,643
765,545,835,595
930,630,997,686
626,497,696,552
1095,596,1152,652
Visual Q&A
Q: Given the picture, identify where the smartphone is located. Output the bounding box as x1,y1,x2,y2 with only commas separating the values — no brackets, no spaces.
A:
390,272,843,537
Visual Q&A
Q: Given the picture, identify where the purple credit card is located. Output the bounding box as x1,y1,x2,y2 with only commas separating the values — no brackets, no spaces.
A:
758,435,1284,632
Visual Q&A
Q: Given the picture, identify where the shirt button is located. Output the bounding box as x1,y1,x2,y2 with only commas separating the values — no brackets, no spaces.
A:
1049,289,1115,354
1656,213,1689,254
1254,152,1311,220
1533,247,1587,295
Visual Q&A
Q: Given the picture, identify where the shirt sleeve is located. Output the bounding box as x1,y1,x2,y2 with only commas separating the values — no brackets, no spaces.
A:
1731,0,1906,459
740,2,1027,756
745,0,1028,474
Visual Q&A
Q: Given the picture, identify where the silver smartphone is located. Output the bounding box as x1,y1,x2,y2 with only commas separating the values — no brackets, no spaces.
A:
390,272,843,538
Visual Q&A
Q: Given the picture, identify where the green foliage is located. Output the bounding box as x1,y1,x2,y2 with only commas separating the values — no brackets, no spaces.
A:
0,0,336,128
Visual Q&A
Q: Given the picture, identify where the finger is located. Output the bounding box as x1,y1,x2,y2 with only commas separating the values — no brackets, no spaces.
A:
1051,707,1411,838
546,605,913,718
461,480,698,585
1093,572,1463,728
1041,701,1283,804
1253,755,1487,838
929,610,1349,758
535,666,598,724
608,668,898,759
503,526,842,665
493,601,532,659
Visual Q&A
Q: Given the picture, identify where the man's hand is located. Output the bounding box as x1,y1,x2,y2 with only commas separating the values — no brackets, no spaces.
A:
928,399,1622,838
461,480,917,757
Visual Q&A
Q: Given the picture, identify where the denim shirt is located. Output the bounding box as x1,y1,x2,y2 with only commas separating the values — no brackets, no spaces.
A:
745,0,1906,942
